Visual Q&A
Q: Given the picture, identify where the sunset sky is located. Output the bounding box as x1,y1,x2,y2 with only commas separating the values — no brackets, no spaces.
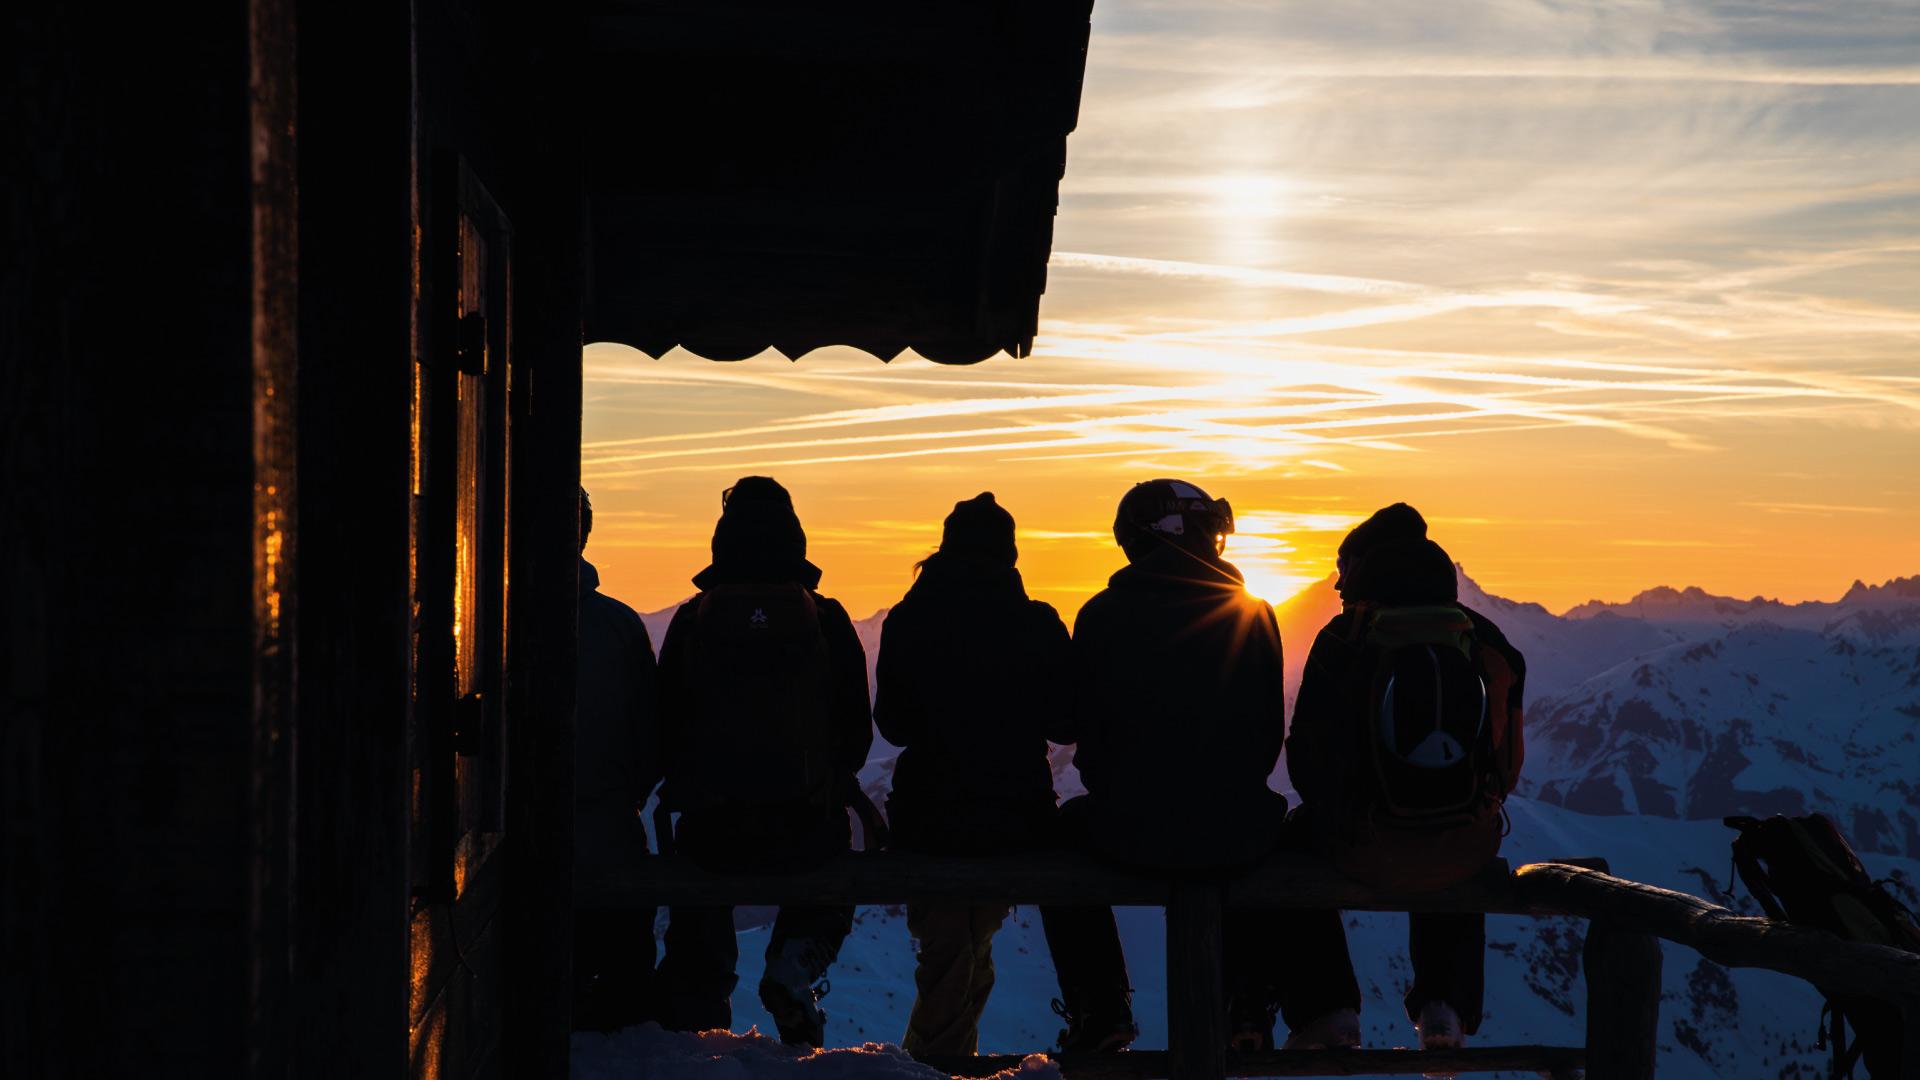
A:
582,0,1919,621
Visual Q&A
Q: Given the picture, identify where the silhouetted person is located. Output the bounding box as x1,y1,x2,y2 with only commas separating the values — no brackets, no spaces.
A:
1287,503,1527,1052
1058,479,1358,1052
875,493,1091,1055
653,476,872,1047
573,486,662,1031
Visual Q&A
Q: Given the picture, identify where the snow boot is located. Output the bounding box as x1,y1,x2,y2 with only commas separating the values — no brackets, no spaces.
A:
1051,996,1139,1054
1414,1000,1463,1079
1227,997,1279,1052
1281,1007,1362,1051
759,937,835,1047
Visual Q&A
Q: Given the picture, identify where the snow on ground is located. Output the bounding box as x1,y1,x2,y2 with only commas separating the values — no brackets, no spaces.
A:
572,1025,1060,1080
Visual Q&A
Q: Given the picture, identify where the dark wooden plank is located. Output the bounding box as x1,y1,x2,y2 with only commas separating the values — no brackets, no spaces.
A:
1901,996,1920,1080
924,1046,1587,1078
578,850,1176,907
1583,920,1662,1080
577,851,1548,912
1166,882,1227,1080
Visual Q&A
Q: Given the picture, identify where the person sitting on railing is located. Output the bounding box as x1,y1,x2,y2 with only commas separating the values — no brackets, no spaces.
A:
652,476,873,1047
875,492,1121,1057
573,486,662,1033
1287,503,1528,1056
1057,478,1361,1054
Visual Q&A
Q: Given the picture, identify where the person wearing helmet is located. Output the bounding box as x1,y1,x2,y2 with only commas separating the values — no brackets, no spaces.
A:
874,493,1128,1056
1054,479,1359,1052
652,477,873,1047
573,487,662,1031
1287,503,1528,1055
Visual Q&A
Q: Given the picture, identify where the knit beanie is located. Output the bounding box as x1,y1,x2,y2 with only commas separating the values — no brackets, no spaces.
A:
939,492,1018,567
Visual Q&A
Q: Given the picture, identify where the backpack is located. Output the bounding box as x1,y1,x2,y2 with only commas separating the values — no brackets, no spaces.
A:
681,584,838,811
1725,813,1920,1078
1351,605,1514,827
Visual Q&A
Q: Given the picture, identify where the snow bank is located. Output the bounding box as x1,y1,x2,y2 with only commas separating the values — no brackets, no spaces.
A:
571,1023,1061,1080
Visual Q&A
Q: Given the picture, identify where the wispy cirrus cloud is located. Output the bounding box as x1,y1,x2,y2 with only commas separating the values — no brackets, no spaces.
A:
583,0,1920,616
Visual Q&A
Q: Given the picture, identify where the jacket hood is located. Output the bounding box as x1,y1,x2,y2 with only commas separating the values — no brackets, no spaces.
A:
1107,543,1245,591
579,556,600,595
905,551,1027,605
694,475,823,590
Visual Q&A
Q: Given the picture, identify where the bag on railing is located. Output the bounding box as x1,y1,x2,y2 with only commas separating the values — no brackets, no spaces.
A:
1725,813,1920,1078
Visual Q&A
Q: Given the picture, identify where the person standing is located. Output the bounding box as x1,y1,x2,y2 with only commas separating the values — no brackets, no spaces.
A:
1060,479,1360,1052
653,477,873,1047
1287,503,1527,1052
572,486,662,1031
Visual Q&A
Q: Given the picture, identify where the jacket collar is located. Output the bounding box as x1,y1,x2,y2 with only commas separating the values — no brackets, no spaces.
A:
1108,543,1245,591
906,552,1026,603
691,557,824,592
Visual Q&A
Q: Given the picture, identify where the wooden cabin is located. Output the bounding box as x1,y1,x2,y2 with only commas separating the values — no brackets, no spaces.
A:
1,2,1094,1078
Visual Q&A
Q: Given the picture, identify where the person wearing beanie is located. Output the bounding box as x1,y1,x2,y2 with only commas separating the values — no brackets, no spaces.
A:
1058,478,1360,1053
1333,501,1427,593
653,477,872,1047
1287,506,1529,1056
572,487,662,1032
874,493,1131,1055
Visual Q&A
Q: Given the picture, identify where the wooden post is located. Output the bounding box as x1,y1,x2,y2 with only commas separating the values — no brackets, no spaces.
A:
1166,881,1227,1080
1584,919,1662,1079
1900,997,1920,1080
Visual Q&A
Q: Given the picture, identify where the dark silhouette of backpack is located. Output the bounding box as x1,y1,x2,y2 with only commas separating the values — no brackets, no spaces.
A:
1726,813,1920,1078
682,584,837,810
1352,605,1509,826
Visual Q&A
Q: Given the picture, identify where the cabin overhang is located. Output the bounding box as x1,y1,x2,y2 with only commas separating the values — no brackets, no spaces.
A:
582,0,1095,364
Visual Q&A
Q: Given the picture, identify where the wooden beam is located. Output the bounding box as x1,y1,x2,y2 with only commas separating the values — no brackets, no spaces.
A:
1901,997,1920,1080
1165,882,1227,1080
1583,920,1662,1080
922,1046,1587,1078
576,851,1541,912
1516,863,1920,1002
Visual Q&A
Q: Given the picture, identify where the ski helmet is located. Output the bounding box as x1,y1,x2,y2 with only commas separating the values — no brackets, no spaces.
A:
1113,478,1235,559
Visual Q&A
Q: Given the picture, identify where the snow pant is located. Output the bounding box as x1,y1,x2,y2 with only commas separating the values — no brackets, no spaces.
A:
656,903,856,1033
1282,804,1490,1035
655,801,854,1033
902,902,1009,1056
1405,911,1485,1034
571,905,658,1032
1229,804,1362,1039
1040,797,1135,1022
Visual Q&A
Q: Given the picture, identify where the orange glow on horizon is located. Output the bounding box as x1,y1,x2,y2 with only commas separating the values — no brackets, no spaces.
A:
579,1,1918,622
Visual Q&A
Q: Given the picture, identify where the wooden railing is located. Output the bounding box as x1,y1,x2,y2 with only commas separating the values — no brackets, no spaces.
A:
577,852,1920,1080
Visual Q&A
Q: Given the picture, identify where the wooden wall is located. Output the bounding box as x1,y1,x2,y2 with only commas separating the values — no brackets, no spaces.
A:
2,1,586,1077
2,4,258,1075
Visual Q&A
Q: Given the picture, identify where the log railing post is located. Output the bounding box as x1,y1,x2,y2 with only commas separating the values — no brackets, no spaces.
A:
1900,997,1920,1080
1584,919,1662,1079
1166,880,1227,1080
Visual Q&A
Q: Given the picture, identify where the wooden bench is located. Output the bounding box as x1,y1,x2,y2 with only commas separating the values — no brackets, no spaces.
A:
577,852,1920,1079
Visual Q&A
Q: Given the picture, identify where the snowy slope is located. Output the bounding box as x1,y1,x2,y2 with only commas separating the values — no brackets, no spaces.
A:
1522,622,1920,856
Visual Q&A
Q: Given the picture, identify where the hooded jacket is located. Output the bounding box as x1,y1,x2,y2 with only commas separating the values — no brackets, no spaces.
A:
656,480,870,818
873,552,1071,854
575,558,661,868
1065,543,1289,870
